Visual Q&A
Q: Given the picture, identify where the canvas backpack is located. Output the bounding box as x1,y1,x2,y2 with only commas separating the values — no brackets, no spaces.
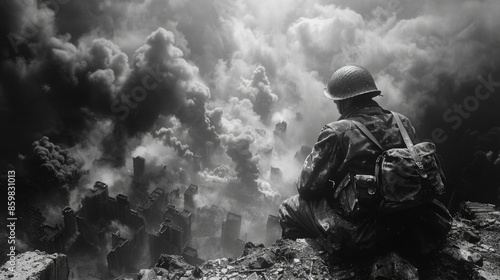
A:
336,112,445,217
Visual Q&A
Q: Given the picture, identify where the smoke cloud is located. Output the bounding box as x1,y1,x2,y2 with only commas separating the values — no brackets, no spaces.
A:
239,66,278,124
26,136,82,187
1,1,500,263
224,132,260,191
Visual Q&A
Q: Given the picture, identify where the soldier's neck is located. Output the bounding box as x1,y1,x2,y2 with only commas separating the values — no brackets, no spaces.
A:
339,99,379,120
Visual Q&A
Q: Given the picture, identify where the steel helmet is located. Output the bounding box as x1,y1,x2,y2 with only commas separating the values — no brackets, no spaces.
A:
323,65,381,100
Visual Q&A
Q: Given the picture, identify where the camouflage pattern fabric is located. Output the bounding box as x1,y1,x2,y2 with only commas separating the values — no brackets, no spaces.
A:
279,195,452,256
280,101,452,255
296,101,419,201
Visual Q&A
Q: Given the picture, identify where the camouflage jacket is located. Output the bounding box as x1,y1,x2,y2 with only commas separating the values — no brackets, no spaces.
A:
297,101,419,201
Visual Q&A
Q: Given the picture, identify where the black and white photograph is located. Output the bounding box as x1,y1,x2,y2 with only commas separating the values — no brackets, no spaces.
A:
0,0,499,279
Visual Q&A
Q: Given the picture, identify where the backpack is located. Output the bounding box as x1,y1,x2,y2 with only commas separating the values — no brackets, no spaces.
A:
336,112,445,217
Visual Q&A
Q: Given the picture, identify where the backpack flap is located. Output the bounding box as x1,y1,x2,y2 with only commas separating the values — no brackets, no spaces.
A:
378,143,445,212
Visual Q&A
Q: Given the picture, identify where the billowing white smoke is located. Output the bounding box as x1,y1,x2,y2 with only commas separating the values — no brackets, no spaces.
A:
156,127,194,161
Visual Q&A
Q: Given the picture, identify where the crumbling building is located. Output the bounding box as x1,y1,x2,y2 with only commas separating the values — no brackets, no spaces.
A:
273,121,287,137
196,205,221,232
62,206,77,241
149,218,183,262
167,188,181,207
18,205,73,254
184,184,198,214
133,156,145,179
294,145,312,163
107,231,128,275
138,187,167,232
107,227,148,276
221,212,243,257
37,224,64,253
18,205,46,236
265,214,281,246
79,181,144,231
270,167,283,183
163,204,192,246
75,215,102,246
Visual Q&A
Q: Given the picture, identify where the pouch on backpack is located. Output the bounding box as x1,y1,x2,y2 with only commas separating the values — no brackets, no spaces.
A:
336,173,379,217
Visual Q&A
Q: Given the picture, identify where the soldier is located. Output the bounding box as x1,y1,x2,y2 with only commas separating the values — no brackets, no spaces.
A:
279,65,452,277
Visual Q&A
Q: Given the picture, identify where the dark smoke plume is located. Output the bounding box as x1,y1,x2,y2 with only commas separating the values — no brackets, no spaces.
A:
25,136,82,187
240,66,278,124
108,28,220,163
225,133,260,192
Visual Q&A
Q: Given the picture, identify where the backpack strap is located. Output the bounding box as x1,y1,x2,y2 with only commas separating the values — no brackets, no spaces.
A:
391,112,414,149
349,120,384,151
346,119,383,193
391,112,427,178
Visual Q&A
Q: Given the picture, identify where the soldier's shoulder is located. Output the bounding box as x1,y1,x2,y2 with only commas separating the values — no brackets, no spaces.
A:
391,111,413,125
391,110,409,119
322,119,355,134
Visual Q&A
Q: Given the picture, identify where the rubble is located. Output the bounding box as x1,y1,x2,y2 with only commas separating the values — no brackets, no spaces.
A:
463,230,481,244
119,201,500,280
0,250,69,280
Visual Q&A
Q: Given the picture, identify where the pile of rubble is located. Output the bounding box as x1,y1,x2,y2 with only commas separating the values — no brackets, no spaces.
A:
120,201,500,280
0,250,69,280
125,239,331,280
3,201,498,279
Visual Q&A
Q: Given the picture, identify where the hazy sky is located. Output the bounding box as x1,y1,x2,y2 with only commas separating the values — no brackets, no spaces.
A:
1,0,499,203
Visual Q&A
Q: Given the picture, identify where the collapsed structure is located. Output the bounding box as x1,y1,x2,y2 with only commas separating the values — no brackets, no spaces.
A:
221,212,244,258
15,186,279,277
12,156,282,278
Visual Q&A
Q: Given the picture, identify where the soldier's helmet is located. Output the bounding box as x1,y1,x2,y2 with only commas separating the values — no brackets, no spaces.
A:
323,65,381,100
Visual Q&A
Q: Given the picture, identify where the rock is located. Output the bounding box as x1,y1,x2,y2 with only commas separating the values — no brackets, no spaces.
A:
246,272,259,280
138,268,157,279
193,266,203,278
0,251,69,280
467,253,484,266
371,252,419,280
242,242,265,256
156,254,193,272
249,253,274,269
464,230,481,243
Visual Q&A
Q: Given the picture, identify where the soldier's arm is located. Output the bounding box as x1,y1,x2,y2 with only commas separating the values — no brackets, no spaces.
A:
296,126,343,201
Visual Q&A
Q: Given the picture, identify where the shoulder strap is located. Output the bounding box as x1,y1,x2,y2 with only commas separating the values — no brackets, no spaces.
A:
391,112,427,178
349,120,384,151
391,112,414,149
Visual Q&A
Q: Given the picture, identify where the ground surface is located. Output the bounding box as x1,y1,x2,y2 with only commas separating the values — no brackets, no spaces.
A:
120,201,500,280
6,201,498,279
